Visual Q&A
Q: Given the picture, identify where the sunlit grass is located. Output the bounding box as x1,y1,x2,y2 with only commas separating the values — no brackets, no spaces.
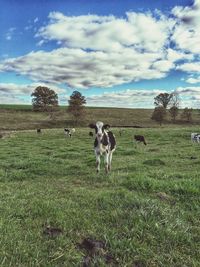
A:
0,127,199,266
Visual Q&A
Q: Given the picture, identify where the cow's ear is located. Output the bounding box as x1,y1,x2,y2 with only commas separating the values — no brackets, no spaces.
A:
89,123,96,129
104,124,110,130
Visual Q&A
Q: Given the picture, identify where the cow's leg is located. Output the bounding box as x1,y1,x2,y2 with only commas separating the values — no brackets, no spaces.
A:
95,151,101,173
108,151,113,171
104,152,109,173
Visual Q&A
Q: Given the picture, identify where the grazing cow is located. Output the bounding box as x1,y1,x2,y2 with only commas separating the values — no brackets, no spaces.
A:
37,128,41,133
89,131,94,137
64,128,72,137
89,121,116,173
191,133,200,143
134,135,147,145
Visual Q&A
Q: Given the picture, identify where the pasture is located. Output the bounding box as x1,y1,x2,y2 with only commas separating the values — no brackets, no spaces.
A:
0,127,200,266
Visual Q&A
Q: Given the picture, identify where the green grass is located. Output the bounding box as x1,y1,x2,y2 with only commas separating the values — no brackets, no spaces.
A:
0,127,199,266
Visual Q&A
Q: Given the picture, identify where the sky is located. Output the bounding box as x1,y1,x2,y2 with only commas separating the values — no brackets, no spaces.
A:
0,0,200,108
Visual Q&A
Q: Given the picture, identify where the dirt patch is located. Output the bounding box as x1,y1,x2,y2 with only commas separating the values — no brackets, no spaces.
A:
155,192,176,205
77,237,118,266
43,225,63,237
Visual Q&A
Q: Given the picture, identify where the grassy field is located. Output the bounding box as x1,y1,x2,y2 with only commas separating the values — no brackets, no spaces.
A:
1,105,200,130
0,127,199,266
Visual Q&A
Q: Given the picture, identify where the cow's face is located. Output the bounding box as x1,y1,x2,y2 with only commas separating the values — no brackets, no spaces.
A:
95,121,104,139
89,122,110,141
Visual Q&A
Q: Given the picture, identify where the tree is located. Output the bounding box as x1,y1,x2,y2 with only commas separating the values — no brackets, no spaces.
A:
31,86,58,112
181,108,193,122
151,106,167,125
68,91,86,123
169,106,179,122
154,93,173,109
171,93,180,108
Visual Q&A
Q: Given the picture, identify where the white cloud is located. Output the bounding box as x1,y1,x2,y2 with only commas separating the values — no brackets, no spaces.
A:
175,85,200,108
87,89,163,108
0,82,65,95
36,11,174,53
0,47,173,89
177,62,200,73
186,77,200,84
172,0,200,54
0,10,179,89
1,2,200,104
86,86,200,108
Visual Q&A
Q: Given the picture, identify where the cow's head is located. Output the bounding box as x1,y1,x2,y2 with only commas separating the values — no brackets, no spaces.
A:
89,121,110,140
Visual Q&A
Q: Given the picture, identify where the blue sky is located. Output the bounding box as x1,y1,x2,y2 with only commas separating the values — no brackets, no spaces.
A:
0,0,200,108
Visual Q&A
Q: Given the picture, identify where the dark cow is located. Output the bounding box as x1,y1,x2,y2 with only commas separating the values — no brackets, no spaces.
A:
37,128,41,133
134,135,147,145
89,121,116,173
89,131,94,137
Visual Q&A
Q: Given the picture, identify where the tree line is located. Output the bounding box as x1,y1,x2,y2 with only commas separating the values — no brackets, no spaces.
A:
151,92,193,125
31,86,193,125
31,86,86,123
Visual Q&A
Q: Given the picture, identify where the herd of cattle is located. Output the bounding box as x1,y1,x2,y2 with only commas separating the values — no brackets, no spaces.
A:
35,123,200,173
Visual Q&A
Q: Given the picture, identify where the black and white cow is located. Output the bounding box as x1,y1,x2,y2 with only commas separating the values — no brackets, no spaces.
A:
191,133,200,143
64,128,72,137
89,121,116,173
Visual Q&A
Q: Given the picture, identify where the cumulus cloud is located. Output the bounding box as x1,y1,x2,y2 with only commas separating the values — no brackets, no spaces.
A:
0,47,173,88
186,76,200,84
36,11,174,53
87,89,163,108
177,62,200,73
175,85,200,108
0,9,184,89
1,1,200,107
86,86,200,108
1,8,198,89
0,82,65,95
172,0,200,54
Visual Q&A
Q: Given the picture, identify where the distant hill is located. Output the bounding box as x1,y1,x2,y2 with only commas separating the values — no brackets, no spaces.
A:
0,104,199,130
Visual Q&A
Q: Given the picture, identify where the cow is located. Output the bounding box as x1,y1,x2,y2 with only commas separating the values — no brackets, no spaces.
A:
134,135,147,145
191,133,200,143
89,121,116,173
71,128,75,134
89,131,94,137
64,128,72,137
37,128,41,133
